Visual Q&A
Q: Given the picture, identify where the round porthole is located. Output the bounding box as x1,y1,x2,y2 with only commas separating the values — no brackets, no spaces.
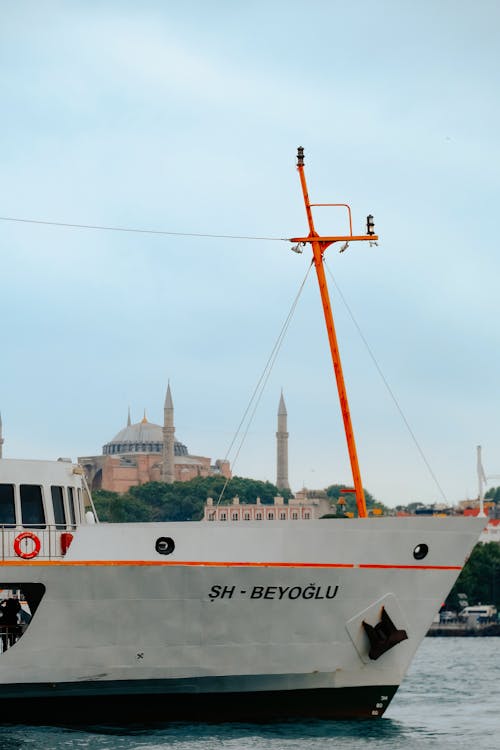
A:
413,543,429,560
155,537,175,555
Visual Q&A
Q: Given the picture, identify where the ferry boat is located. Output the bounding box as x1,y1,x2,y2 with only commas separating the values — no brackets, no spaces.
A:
0,150,484,722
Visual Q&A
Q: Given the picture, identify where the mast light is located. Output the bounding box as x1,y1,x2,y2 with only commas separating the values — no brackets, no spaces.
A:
366,215,375,236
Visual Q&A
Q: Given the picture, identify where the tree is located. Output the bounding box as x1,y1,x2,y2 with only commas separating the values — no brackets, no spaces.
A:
485,487,500,505
326,484,389,516
446,542,500,610
92,489,153,523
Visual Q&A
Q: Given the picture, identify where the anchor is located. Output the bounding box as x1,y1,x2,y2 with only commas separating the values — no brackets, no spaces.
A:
362,606,408,661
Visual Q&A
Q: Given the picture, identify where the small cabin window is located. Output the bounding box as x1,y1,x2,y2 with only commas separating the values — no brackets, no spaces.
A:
51,486,67,528
0,485,16,527
20,485,46,529
67,487,78,526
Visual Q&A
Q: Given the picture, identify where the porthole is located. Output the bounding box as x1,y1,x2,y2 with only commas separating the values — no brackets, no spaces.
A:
155,537,175,556
413,543,429,560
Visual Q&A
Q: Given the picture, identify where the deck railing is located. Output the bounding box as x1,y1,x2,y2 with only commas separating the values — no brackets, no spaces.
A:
0,625,23,653
0,525,75,561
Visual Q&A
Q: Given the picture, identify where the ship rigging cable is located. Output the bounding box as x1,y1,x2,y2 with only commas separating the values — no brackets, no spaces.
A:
0,215,287,242
216,261,313,507
324,261,448,504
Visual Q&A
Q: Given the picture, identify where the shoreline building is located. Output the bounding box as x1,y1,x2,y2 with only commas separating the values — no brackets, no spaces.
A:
79,385,231,493
203,489,335,522
204,495,314,521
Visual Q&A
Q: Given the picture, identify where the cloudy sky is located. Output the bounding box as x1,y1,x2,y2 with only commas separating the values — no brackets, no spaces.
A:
1,1,499,506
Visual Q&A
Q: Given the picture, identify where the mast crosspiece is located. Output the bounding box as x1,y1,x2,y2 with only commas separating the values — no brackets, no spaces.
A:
293,147,378,519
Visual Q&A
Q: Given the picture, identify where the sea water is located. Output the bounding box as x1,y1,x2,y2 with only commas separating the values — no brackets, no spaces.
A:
0,638,497,750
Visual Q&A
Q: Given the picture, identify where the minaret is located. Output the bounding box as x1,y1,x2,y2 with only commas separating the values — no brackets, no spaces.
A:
276,391,290,490
0,412,4,459
162,383,175,483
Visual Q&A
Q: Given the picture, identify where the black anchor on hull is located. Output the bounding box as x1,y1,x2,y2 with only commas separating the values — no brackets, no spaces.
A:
362,606,408,660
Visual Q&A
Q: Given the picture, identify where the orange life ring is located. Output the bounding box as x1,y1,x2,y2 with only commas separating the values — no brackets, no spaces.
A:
13,532,41,560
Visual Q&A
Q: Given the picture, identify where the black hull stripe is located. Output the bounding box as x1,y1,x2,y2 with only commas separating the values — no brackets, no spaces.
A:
0,683,399,723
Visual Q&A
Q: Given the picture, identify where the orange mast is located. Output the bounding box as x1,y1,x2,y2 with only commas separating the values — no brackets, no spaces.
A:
292,147,378,519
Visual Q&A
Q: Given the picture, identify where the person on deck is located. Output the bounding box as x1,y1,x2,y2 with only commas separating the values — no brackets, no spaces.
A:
1,596,21,649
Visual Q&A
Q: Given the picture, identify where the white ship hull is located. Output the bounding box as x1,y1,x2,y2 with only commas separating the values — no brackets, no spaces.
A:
0,514,484,721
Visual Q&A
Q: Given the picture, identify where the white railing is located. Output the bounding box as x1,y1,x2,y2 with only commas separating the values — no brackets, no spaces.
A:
0,525,75,561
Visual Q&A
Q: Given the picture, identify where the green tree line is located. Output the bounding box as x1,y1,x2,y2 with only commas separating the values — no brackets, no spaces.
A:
93,476,292,523
92,477,385,523
446,542,500,610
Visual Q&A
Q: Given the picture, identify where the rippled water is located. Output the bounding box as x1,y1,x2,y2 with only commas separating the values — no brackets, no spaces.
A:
0,638,498,750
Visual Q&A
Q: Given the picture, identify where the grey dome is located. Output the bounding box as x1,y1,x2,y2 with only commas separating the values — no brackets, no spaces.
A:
111,421,163,444
103,419,188,457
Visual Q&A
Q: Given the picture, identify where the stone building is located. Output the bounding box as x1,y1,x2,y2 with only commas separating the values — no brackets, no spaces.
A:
79,384,231,493
204,495,315,522
203,489,335,522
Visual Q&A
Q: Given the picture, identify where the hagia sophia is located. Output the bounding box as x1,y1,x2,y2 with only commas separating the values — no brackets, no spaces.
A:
77,385,290,494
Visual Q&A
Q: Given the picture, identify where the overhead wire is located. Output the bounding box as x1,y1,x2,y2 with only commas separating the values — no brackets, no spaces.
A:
216,260,313,506
324,259,449,504
0,215,288,242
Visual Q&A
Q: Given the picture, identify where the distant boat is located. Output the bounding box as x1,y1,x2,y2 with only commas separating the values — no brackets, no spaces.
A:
0,150,484,722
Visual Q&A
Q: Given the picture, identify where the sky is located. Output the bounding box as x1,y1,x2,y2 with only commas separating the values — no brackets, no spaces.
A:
1,0,499,507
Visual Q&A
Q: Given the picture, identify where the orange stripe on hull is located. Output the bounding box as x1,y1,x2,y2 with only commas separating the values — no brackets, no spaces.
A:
0,560,461,570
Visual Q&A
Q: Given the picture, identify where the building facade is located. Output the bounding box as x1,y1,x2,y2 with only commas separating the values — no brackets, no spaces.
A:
204,495,315,522
203,490,335,522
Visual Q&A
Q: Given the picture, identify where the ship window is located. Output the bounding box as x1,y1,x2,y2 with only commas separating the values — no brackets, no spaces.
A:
0,485,16,527
51,486,66,528
67,487,77,526
20,485,46,529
